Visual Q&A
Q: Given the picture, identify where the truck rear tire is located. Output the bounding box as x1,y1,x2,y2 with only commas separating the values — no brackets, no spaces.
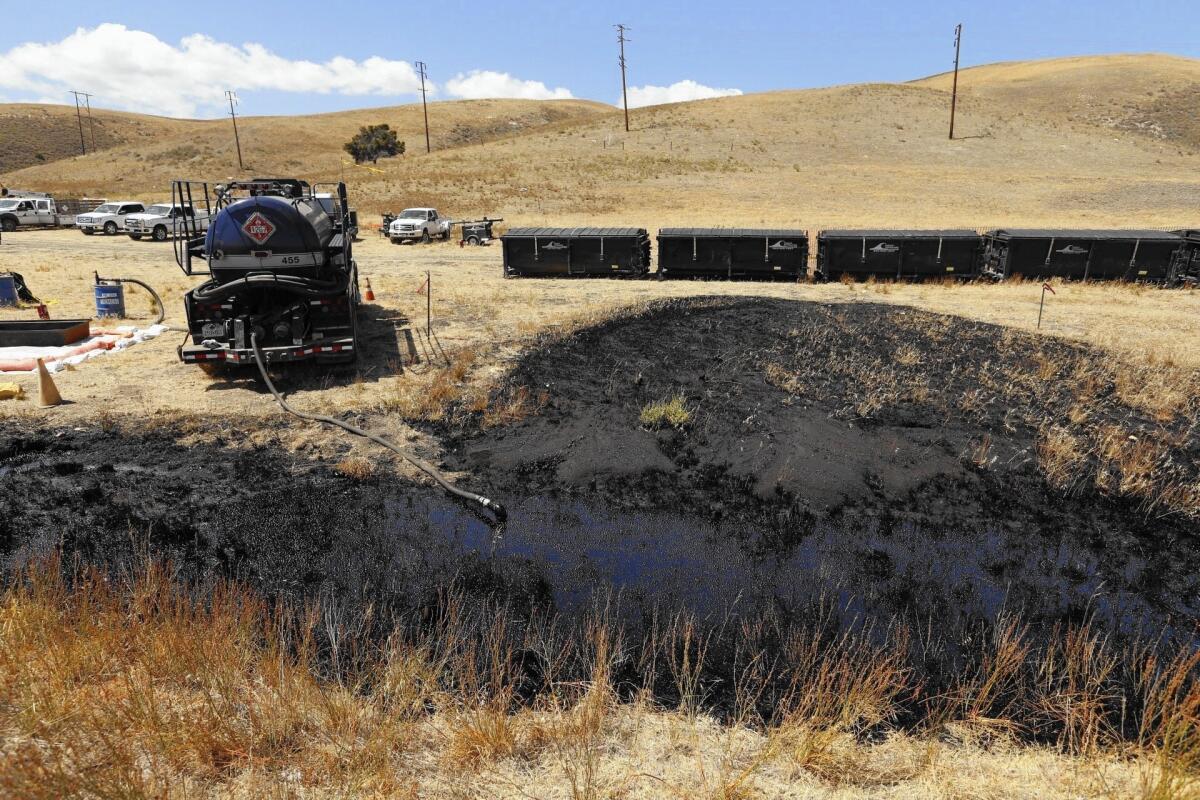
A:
153,225,168,242
104,221,118,235
467,235,480,246
441,230,450,241
2,218,17,233
421,231,431,244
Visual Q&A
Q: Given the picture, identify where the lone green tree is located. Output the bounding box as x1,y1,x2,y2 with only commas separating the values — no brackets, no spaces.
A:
343,124,404,164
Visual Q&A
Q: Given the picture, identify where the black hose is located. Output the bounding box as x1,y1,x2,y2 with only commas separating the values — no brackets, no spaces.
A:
192,272,348,303
249,333,506,525
97,276,166,326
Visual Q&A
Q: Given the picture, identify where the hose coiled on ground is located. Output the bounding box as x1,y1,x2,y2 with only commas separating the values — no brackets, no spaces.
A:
250,332,506,525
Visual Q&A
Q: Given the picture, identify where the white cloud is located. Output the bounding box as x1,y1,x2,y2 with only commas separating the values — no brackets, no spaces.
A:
624,79,742,108
0,24,425,117
444,70,573,100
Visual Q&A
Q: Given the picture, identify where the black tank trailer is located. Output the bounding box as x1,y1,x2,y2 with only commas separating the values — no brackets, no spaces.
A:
981,229,1184,282
816,229,981,281
656,228,809,280
502,227,651,277
173,178,359,366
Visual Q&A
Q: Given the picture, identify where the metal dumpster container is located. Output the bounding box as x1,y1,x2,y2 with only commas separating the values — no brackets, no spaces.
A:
502,227,651,277
817,230,981,281
657,228,808,280
1172,230,1200,283
981,229,1183,282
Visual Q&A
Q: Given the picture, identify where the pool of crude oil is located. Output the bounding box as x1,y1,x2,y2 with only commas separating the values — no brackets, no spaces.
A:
0,423,1193,645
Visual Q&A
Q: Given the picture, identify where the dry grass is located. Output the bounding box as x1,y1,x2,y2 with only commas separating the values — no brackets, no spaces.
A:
1,554,1197,798
640,395,692,430
334,456,375,480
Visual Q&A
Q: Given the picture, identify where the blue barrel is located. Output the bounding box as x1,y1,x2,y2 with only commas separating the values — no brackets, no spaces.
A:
0,274,16,307
94,281,125,318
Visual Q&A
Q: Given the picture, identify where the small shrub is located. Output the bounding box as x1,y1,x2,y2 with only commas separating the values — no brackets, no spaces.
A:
344,124,405,164
640,395,691,429
335,457,374,480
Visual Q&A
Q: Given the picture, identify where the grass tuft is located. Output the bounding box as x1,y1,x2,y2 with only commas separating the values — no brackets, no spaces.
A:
640,394,692,429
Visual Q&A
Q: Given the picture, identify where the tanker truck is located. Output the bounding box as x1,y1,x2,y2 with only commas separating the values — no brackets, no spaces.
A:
172,177,359,366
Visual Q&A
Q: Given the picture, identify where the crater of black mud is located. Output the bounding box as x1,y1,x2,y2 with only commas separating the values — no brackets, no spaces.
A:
1,297,1197,648
444,296,1200,636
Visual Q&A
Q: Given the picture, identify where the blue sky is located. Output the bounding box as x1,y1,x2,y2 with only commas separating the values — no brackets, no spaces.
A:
1,0,1197,118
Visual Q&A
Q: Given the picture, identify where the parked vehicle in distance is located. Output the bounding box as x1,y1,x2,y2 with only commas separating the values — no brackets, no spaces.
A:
388,208,450,243
125,204,211,241
76,201,146,235
0,193,82,231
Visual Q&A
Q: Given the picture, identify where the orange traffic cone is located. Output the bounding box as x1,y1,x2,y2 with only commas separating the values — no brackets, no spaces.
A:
364,277,375,302
36,358,63,408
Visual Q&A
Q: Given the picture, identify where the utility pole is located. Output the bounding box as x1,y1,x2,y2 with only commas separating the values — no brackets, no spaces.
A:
69,91,91,154
82,92,96,150
226,90,245,170
949,23,962,140
616,24,631,132
416,61,431,153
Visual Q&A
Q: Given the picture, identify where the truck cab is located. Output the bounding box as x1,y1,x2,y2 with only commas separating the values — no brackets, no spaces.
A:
76,201,146,235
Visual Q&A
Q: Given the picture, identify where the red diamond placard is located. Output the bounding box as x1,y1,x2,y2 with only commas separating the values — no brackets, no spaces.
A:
241,211,276,245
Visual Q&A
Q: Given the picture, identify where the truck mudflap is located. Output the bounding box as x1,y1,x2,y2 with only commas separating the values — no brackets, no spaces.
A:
179,337,356,365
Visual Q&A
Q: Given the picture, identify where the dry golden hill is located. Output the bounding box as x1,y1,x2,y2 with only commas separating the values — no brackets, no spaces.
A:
2,54,1199,228
0,97,610,190
0,103,197,174
914,52,1200,149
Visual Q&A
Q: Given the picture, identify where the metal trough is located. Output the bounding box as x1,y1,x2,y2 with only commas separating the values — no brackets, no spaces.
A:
0,319,91,347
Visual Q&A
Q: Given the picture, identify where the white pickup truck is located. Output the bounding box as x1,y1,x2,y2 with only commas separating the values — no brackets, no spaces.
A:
76,201,147,235
0,195,73,231
125,203,211,241
388,208,451,244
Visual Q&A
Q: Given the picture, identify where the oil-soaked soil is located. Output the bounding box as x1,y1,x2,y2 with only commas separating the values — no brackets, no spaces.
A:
445,297,1200,634
1,297,1198,647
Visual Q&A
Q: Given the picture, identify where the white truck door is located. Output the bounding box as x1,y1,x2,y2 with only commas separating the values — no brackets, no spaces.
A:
34,200,52,224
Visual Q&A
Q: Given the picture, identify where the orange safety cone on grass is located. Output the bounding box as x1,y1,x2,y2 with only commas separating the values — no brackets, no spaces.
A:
35,358,63,407
364,277,375,301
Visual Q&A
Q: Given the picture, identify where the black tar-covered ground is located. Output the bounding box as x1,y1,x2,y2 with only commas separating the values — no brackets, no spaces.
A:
2,297,1198,647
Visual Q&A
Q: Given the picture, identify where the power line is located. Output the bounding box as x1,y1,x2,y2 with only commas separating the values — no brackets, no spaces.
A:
226,90,245,170
68,91,92,155
416,61,431,154
82,92,96,150
616,24,631,133
949,23,962,140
